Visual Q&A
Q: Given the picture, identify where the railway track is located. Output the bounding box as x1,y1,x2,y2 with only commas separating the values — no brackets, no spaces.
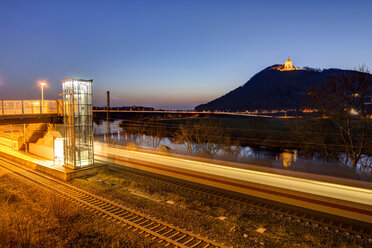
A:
0,156,229,248
105,161,372,240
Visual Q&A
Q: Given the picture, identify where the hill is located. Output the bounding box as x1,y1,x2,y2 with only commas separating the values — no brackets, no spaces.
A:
195,65,356,112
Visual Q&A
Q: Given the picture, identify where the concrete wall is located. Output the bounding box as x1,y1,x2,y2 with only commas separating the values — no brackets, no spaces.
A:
28,129,63,160
29,143,54,160
0,136,19,150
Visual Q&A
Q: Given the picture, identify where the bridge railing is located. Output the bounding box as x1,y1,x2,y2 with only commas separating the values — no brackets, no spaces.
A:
0,100,63,116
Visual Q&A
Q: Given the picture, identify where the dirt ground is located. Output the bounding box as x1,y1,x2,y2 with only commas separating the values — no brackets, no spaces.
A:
0,169,161,248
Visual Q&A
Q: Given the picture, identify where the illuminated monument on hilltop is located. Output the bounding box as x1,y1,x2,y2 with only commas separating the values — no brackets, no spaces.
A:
278,57,300,71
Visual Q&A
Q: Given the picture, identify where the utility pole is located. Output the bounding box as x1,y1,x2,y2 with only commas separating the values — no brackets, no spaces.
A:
106,91,110,140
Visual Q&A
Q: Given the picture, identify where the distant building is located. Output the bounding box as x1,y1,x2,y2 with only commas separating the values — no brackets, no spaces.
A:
278,57,300,71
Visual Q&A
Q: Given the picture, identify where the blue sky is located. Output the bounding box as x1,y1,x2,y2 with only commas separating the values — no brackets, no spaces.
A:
0,0,371,109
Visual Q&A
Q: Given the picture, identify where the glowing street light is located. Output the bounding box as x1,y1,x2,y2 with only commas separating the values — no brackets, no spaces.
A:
40,81,47,113
40,81,47,101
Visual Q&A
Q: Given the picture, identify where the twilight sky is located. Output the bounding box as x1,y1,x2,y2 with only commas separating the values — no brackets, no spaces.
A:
0,0,371,109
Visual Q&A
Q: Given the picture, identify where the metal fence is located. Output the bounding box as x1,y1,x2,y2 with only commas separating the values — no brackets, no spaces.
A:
0,100,63,116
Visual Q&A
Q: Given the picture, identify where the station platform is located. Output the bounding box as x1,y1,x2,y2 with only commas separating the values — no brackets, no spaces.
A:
0,143,105,180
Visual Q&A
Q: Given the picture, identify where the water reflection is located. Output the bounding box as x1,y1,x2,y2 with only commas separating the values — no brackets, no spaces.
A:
94,121,302,170
93,120,122,136
281,152,292,168
278,150,298,168
94,121,371,181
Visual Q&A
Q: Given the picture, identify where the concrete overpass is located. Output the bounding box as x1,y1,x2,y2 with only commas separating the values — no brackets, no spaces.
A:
0,100,63,124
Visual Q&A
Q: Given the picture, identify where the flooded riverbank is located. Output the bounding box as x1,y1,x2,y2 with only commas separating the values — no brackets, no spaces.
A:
94,120,372,182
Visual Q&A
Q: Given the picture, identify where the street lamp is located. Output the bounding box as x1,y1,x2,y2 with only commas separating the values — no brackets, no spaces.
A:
40,81,47,113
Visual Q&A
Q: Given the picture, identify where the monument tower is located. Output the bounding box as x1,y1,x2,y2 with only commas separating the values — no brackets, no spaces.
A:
279,57,300,71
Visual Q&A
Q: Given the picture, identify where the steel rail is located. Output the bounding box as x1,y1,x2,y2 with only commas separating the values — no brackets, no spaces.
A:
106,162,372,239
0,156,229,248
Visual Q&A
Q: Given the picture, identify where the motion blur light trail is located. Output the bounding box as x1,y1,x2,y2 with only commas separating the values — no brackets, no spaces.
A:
95,143,372,223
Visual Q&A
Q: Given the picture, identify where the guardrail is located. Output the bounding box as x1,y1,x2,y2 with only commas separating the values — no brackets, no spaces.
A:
0,100,63,116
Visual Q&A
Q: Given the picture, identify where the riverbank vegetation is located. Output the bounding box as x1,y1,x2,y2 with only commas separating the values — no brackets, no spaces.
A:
119,115,371,173
304,68,372,170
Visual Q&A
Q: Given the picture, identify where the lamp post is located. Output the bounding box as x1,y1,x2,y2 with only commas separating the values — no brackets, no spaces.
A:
40,81,46,113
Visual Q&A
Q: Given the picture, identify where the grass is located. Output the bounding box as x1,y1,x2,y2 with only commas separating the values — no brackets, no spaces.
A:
0,170,162,248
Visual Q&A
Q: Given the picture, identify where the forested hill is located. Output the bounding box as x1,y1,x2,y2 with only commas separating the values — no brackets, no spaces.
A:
195,65,356,112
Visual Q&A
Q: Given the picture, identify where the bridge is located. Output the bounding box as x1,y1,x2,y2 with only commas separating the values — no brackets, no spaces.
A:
0,99,63,124
1,100,273,125
93,109,274,120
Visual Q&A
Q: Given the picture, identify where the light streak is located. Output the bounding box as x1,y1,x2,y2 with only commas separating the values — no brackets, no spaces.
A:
97,144,372,207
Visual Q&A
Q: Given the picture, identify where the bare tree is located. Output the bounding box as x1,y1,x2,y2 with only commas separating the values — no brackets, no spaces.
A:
175,119,231,155
121,120,168,148
121,121,146,145
143,121,167,148
307,67,372,168
293,116,340,160
222,141,242,160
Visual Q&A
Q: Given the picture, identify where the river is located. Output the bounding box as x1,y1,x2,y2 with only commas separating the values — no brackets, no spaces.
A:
94,120,372,182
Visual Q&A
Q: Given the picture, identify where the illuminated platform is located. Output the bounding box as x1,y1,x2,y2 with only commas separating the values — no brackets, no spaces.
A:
0,143,105,180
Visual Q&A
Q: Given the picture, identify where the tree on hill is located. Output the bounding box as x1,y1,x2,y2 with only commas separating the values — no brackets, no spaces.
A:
195,65,358,112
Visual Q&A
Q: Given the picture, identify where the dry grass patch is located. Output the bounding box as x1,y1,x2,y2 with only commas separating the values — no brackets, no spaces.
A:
71,168,372,248
0,173,162,248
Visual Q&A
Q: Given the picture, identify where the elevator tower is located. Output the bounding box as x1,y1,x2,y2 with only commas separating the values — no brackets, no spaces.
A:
62,78,94,168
